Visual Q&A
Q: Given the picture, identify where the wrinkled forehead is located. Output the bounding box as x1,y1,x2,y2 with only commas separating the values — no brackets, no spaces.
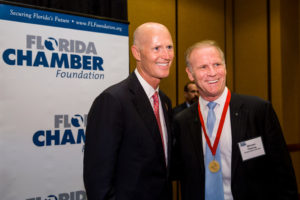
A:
190,46,223,62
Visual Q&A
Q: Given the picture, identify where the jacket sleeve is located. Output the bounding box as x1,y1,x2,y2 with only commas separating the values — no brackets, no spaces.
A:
83,92,123,200
263,102,298,199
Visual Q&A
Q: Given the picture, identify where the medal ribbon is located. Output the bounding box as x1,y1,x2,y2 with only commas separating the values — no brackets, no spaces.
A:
197,90,231,156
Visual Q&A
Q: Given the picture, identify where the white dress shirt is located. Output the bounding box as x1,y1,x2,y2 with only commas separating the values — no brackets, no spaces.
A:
199,87,234,200
134,69,168,163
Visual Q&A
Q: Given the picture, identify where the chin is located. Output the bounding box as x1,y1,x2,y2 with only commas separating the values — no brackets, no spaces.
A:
159,71,170,78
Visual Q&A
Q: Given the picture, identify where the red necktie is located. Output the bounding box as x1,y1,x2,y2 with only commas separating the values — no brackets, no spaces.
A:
152,92,166,161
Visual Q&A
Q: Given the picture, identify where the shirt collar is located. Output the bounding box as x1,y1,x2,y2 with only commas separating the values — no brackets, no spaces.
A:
186,102,191,107
134,69,159,99
199,87,228,110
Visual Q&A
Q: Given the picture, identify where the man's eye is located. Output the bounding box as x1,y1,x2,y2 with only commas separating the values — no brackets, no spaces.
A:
167,45,173,50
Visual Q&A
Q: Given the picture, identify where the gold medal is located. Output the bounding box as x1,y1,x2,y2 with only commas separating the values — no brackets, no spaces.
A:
209,160,220,173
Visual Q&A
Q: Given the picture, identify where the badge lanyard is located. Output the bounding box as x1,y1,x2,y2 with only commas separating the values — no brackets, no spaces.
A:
197,90,231,158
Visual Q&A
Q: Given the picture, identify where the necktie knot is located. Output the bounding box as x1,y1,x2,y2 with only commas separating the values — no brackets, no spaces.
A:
152,92,159,104
207,101,217,110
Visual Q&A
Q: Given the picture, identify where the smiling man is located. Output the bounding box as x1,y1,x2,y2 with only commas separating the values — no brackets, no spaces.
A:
173,40,298,200
84,22,174,200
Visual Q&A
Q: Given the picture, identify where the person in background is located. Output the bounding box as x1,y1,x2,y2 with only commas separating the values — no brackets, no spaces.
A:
173,40,298,200
84,22,174,200
173,81,199,116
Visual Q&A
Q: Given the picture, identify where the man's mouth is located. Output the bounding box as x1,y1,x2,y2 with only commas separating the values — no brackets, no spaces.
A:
156,62,169,67
207,80,218,84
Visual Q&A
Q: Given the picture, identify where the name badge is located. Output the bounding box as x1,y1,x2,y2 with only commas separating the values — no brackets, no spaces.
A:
238,137,265,161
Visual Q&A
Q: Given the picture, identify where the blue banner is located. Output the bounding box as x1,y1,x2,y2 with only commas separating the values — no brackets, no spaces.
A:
0,3,128,36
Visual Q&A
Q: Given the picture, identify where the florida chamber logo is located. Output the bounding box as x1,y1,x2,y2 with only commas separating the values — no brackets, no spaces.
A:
2,35,105,80
26,190,86,200
32,114,87,146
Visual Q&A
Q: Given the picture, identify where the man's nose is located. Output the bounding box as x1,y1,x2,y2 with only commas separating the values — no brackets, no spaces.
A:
207,65,217,75
161,48,173,60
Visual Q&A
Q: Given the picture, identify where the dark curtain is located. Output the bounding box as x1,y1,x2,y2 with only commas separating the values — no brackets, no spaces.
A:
5,0,128,21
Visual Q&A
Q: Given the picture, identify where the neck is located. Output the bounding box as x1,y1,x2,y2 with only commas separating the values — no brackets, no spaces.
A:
199,89,226,102
137,67,160,89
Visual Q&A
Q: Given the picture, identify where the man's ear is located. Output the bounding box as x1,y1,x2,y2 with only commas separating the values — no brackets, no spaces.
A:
131,45,141,61
186,67,195,82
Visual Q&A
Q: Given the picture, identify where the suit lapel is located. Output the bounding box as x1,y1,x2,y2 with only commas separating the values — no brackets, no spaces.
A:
128,73,166,163
188,103,205,172
230,93,249,183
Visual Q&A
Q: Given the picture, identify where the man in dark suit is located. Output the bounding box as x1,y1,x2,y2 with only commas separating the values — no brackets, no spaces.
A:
173,40,298,200
173,81,199,116
83,22,174,200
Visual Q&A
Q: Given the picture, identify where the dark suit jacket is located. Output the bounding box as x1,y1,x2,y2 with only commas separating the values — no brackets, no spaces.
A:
173,102,188,116
173,92,298,200
83,73,173,200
